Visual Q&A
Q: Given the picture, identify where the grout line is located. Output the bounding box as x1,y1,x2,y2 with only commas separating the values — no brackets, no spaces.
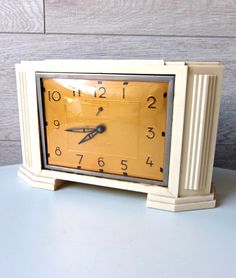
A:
215,144,236,146
43,0,46,33
0,32,44,35
45,33,236,39
0,140,21,142
0,31,235,39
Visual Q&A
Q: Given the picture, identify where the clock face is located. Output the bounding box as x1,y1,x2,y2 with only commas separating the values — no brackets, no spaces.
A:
36,73,174,185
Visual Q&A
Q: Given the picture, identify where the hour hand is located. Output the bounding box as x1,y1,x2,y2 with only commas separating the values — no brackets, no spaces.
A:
79,130,98,144
65,127,96,133
79,124,106,145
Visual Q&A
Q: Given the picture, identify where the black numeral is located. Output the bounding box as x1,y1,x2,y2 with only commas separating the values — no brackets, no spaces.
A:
121,160,128,170
95,87,106,98
146,127,155,139
99,87,106,98
73,90,81,97
123,82,128,99
147,96,156,109
53,120,60,129
55,146,62,156
48,91,61,102
98,157,105,167
146,156,154,167
76,154,83,164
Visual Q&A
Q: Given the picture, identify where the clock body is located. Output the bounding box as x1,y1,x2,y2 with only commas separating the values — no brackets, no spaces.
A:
16,60,224,212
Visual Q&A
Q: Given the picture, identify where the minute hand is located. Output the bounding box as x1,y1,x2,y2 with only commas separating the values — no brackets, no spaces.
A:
65,127,96,133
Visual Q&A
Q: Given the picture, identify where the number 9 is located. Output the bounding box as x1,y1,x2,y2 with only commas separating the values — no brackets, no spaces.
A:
54,120,60,129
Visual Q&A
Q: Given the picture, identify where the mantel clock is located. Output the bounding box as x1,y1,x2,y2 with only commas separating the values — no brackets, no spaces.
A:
16,60,223,211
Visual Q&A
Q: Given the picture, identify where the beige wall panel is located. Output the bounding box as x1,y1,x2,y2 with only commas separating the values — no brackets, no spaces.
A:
0,141,22,166
0,1,44,33
0,34,235,168
45,0,236,36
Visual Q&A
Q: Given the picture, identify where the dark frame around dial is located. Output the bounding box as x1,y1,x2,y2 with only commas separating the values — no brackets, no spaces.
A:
36,72,174,186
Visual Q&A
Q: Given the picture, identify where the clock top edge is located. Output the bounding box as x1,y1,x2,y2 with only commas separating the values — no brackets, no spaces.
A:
15,60,223,77
16,60,223,67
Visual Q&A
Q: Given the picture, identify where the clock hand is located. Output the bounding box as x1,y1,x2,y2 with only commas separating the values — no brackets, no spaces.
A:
79,130,98,144
96,106,103,116
65,127,96,133
79,124,106,144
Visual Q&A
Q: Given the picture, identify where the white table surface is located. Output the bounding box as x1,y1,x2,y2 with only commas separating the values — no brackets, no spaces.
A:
0,165,236,278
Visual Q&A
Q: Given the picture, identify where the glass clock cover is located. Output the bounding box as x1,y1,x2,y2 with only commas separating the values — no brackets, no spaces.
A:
37,73,174,185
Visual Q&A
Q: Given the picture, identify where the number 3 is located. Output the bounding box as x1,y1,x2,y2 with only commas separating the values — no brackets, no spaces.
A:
146,127,155,139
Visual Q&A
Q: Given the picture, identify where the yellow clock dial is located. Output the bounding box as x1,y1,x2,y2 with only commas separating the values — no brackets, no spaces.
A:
37,74,173,185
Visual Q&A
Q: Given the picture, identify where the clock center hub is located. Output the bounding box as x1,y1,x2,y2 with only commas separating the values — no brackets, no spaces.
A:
96,124,106,134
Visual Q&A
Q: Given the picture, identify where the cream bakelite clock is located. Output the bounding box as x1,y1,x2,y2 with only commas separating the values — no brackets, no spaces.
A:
16,60,223,212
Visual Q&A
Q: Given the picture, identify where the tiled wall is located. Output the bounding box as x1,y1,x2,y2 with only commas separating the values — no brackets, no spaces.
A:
0,0,235,169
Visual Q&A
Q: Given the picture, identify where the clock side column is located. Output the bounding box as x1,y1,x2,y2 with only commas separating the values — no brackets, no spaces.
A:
178,64,224,198
16,64,64,190
146,62,223,211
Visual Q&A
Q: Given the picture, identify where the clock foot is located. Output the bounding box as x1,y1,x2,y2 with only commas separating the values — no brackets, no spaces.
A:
18,165,64,190
146,187,216,212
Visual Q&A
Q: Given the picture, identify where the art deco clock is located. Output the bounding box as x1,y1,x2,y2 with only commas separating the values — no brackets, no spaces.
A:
16,60,224,211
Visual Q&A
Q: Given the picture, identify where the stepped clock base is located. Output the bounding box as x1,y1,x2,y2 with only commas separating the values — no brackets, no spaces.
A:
18,166,64,190
147,190,216,212
18,165,216,212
